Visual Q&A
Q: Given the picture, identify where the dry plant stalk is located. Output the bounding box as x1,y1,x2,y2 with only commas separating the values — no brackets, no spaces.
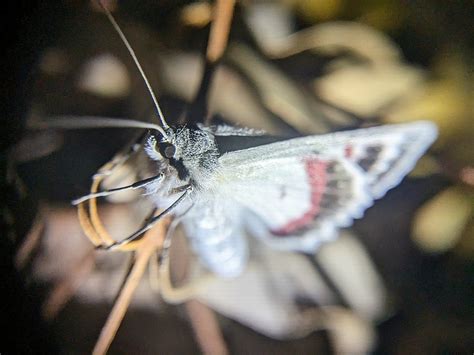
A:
92,216,170,355
15,211,45,269
42,249,96,320
206,0,236,63
185,300,229,355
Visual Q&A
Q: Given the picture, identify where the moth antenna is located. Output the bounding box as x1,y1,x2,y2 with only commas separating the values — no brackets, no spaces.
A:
71,173,163,205
30,116,168,131
97,0,170,137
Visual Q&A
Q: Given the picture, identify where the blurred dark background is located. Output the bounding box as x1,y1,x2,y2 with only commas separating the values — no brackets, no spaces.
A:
2,1,473,354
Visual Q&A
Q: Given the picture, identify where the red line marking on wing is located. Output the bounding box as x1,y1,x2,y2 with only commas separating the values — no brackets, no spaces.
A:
345,145,353,158
272,158,328,236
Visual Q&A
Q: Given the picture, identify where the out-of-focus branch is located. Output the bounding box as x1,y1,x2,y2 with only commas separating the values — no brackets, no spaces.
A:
15,212,44,269
186,300,229,355
92,217,170,355
42,249,96,320
186,0,236,124
206,0,236,63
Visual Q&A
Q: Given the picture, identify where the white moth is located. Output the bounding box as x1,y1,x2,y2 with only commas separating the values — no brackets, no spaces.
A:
73,117,437,278
145,121,437,278
71,4,438,279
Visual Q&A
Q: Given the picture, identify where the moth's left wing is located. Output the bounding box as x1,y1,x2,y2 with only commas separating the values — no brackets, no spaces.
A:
217,121,437,252
199,124,266,137
218,154,372,251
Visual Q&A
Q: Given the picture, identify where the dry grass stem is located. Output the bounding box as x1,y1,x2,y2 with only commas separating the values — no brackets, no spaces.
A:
15,211,45,269
42,248,96,320
92,216,170,355
206,0,236,63
185,299,229,355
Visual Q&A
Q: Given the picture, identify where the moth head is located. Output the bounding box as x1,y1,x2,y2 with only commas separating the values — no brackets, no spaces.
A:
145,126,219,182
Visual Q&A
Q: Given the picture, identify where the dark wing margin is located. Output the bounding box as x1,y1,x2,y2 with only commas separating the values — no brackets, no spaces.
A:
342,121,438,198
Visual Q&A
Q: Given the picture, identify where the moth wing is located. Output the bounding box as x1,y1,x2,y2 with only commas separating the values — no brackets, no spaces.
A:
220,121,437,198
218,154,371,252
198,123,266,136
335,121,438,198
217,121,437,252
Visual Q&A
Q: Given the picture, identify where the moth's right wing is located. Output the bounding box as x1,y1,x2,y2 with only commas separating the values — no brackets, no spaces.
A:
216,154,372,252
220,121,438,198
215,121,437,252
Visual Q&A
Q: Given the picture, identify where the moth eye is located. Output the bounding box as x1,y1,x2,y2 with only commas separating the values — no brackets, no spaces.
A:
159,143,176,159
164,145,176,158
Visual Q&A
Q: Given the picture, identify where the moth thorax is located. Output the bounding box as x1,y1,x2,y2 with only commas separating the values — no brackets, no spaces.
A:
176,127,219,172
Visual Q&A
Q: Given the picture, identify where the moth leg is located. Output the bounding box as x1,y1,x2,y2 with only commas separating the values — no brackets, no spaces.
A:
109,208,161,252
104,186,193,251
72,173,163,205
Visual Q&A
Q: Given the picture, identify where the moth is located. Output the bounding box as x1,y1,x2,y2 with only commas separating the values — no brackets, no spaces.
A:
70,4,438,279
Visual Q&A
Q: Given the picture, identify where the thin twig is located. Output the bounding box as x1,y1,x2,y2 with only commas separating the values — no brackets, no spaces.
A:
92,216,170,355
42,248,96,320
206,0,236,63
15,211,45,269
185,300,229,355
187,0,236,124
